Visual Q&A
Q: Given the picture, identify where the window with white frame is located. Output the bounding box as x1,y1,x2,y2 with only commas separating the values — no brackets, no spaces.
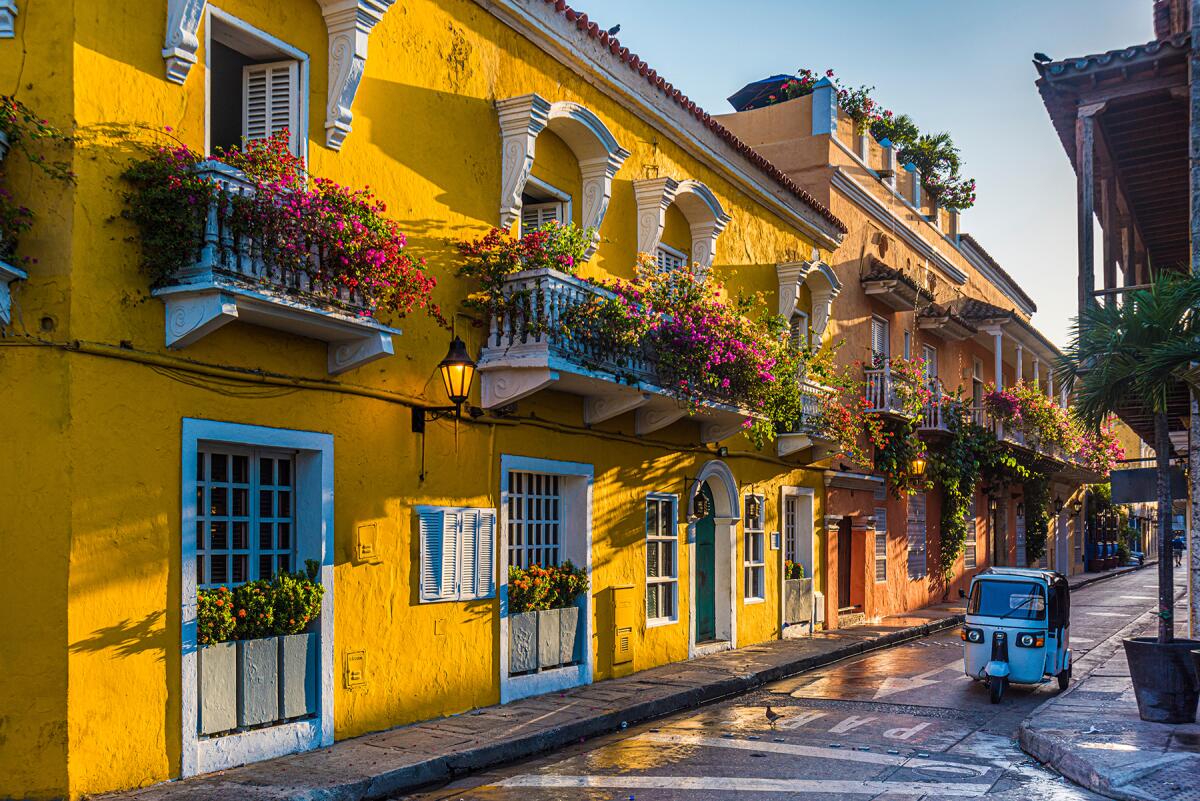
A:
922,344,938,381
965,494,978,570
417,507,496,602
196,447,296,588
906,491,927,579
655,243,688,272
507,471,561,568
208,16,303,157
744,494,765,601
789,311,810,351
903,330,912,360
520,177,568,235
874,506,888,582
645,495,678,622
871,316,890,363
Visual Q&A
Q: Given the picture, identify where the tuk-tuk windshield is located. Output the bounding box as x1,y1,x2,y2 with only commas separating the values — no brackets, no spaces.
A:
968,580,1046,620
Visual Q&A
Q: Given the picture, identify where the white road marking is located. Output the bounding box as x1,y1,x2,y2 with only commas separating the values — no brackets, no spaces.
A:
1084,611,1131,618
633,732,993,776
1120,595,1156,600
873,661,961,699
1071,637,1094,643
496,774,993,796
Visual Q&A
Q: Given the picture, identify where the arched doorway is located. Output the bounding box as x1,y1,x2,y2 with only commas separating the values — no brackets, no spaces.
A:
688,460,740,657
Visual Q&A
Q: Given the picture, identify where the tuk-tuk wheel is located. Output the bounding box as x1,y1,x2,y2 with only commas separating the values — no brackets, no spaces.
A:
1057,667,1071,691
989,676,1005,704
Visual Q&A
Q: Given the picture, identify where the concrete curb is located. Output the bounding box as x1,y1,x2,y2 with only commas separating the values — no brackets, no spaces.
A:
1017,560,1168,801
393,613,967,798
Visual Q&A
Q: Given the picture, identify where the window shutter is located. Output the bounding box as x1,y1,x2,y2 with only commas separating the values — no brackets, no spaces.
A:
874,507,888,582
418,508,445,602
243,60,299,153
923,345,938,379
521,202,562,234
439,511,459,601
790,313,809,351
475,509,496,598
871,318,889,359
458,508,478,600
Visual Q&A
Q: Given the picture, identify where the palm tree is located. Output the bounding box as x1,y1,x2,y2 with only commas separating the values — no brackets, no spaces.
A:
1057,272,1200,643
897,131,961,185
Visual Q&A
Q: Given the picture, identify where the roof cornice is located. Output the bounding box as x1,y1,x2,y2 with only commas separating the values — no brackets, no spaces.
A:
474,0,846,249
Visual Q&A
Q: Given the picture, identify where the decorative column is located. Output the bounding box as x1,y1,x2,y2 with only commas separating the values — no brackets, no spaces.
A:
1032,355,1041,390
495,94,551,230
810,78,838,136
1076,102,1105,316
992,330,1004,390
578,152,628,260
1015,343,1023,385
1047,369,1055,405
163,0,207,83
633,177,679,254
318,0,397,151
881,138,897,190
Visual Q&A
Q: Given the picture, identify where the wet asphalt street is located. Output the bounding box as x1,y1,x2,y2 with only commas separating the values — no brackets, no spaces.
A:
401,568,1171,800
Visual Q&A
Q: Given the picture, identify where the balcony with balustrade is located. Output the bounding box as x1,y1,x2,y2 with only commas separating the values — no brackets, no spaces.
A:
149,162,401,375
776,380,838,459
476,268,755,442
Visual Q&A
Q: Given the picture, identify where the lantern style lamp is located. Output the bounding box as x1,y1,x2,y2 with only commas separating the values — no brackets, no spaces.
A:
1071,499,1083,516
412,335,480,434
745,493,761,524
1054,496,1064,515
692,491,711,520
910,454,928,478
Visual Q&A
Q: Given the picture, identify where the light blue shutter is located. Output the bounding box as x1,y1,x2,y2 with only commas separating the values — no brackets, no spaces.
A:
474,509,496,599
418,508,444,602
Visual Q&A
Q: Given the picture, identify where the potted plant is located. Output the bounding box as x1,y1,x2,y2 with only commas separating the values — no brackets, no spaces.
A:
194,567,325,735
783,560,812,626
1058,273,1200,723
507,562,588,674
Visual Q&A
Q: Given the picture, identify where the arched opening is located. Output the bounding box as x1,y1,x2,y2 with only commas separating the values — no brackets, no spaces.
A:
634,177,732,271
495,94,630,259
803,260,842,342
688,459,740,656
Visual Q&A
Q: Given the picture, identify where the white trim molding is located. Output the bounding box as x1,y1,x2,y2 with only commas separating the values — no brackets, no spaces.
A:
776,259,841,342
163,0,207,83
0,259,26,325
317,0,396,151
633,177,731,270
495,94,629,255
498,455,594,703
180,418,335,777
686,459,741,659
0,0,16,38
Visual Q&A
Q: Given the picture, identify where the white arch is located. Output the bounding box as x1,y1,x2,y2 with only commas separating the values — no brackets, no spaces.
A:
634,177,732,270
688,459,740,657
803,260,842,341
495,94,629,259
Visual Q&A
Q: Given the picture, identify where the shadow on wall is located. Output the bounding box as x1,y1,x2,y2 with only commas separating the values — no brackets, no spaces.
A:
69,609,167,661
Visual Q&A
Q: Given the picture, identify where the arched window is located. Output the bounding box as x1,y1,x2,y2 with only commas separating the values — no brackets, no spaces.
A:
634,177,731,271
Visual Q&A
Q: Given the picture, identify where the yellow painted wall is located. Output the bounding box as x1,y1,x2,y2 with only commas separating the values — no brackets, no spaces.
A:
0,1,842,798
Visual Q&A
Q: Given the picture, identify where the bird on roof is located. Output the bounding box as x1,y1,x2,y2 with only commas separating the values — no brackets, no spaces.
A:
1033,52,1052,63
765,705,784,727
607,24,621,36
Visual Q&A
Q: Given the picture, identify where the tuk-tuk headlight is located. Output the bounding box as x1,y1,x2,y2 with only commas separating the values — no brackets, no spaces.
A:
1016,632,1045,648
962,627,984,643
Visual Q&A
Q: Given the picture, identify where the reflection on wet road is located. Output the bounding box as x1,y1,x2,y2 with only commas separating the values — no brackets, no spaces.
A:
401,570,1163,800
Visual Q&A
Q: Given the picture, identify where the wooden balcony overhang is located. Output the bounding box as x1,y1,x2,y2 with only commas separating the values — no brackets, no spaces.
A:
859,258,932,312
917,302,977,341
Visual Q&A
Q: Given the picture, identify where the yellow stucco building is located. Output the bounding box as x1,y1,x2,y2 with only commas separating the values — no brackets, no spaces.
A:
0,2,849,797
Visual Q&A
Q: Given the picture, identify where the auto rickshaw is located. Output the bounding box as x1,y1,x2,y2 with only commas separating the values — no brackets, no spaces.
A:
960,567,1071,703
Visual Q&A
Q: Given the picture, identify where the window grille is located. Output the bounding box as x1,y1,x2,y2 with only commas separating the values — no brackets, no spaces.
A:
507,472,561,569
645,496,678,621
196,448,294,589
907,491,927,579
965,495,978,570
783,495,798,563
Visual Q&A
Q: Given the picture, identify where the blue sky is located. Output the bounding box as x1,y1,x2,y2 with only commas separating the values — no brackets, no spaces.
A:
589,0,1151,344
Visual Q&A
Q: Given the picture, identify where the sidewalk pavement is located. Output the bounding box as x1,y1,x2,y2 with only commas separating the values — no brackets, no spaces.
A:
1020,567,1197,801
101,562,1143,801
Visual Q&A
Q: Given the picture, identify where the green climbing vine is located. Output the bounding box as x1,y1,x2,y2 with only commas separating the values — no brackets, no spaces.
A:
873,418,931,498
1022,469,1052,565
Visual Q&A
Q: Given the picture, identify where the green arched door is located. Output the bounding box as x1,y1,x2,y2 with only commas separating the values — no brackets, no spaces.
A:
695,484,717,642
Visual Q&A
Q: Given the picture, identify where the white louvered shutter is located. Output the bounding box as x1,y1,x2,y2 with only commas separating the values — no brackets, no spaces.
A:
907,492,927,579
458,508,478,600
439,511,459,601
871,317,889,360
521,202,563,234
243,60,300,153
419,508,445,602
874,507,888,582
474,509,496,598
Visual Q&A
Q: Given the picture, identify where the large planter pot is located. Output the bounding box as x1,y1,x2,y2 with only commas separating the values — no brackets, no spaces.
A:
537,607,562,668
238,637,280,727
198,640,237,735
279,632,319,720
558,605,581,665
1123,637,1200,723
784,578,813,625
509,611,539,674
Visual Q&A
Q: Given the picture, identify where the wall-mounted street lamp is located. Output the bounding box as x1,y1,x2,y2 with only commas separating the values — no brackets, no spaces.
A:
910,454,928,478
411,336,480,434
744,492,762,523
692,491,712,520
1071,499,1083,517
1016,501,1025,518
1054,496,1064,515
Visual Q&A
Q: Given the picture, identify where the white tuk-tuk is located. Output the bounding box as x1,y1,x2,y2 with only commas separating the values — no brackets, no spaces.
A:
961,567,1072,703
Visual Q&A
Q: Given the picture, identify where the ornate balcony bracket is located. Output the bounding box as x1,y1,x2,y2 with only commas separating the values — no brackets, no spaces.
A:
776,432,813,458
163,0,207,84
480,366,558,409
154,282,399,375
584,389,650,425
318,0,397,151
0,259,26,325
0,1,17,38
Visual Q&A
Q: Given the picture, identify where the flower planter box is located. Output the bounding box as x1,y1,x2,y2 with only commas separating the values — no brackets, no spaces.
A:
279,632,319,720
198,640,237,735
237,637,280,728
784,578,813,626
509,611,539,674
509,606,583,675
